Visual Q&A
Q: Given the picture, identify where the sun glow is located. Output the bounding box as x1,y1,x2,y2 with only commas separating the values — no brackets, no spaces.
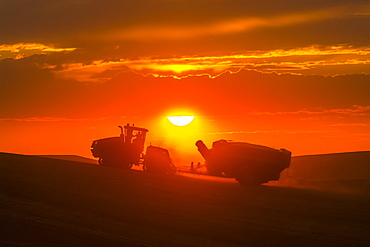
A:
167,116,195,126
153,113,207,166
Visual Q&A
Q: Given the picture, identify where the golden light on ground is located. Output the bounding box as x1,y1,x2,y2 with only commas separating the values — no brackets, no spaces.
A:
167,116,195,126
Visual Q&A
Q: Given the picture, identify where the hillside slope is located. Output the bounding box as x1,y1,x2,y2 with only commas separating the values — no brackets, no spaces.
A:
287,151,370,181
36,155,98,164
1,152,370,246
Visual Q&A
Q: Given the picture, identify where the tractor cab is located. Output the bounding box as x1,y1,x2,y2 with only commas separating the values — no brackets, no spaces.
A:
119,124,148,158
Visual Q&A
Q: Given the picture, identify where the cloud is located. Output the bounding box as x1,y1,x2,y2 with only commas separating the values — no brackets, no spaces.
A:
247,105,370,117
0,116,125,122
105,7,351,41
328,123,370,127
46,45,370,82
0,43,76,59
118,45,370,77
1,1,368,55
54,60,129,83
1,55,370,120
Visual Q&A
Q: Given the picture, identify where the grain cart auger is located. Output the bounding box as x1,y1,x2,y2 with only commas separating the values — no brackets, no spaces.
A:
91,124,176,174
196,140,291,185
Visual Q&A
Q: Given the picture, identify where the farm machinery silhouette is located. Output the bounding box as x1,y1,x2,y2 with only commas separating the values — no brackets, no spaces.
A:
91,124,176,175
91,124,291,185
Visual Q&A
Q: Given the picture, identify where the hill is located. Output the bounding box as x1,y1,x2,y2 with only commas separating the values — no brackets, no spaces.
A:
270,151,370,195
36,155,98,164
1,152,370,246
288,151,370,181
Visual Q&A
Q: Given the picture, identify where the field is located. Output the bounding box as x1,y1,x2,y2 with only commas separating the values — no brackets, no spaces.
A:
1,152,370,246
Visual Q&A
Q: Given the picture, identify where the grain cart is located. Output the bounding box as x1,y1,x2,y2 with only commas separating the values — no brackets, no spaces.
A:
196,140,291,185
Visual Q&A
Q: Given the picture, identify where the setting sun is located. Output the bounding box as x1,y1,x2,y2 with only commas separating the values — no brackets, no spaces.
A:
167,116,195,126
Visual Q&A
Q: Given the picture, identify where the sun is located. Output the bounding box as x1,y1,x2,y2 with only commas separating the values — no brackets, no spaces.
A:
167,116,195,126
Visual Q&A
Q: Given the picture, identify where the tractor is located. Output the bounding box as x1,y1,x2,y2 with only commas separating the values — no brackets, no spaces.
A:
91,124,176,174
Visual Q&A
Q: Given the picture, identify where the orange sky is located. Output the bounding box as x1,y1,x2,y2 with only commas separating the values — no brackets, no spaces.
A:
1,0,370,165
